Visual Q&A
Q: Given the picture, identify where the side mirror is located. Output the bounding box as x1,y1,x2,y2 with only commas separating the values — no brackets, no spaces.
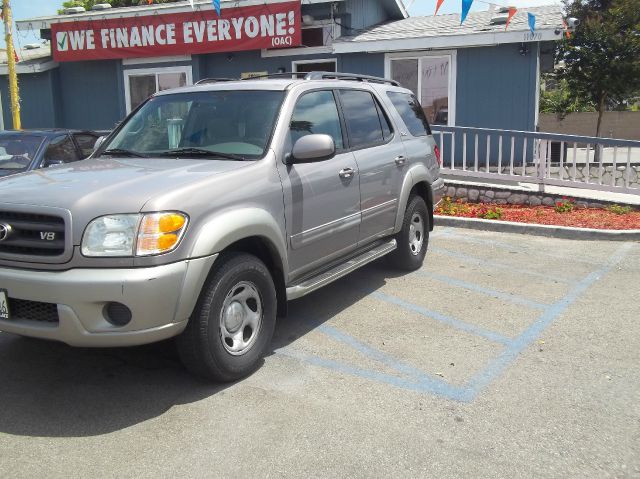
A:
287,134,335,164
42,159,65,168
92,136,106,153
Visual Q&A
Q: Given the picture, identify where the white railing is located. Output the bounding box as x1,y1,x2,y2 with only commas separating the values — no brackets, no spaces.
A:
432,126,640,194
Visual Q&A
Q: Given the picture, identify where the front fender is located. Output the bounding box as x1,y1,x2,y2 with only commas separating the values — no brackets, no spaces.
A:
189,207,288,273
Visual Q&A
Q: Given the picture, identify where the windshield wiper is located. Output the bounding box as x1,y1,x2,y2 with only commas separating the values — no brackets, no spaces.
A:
101,148,148,158
159,148,247,161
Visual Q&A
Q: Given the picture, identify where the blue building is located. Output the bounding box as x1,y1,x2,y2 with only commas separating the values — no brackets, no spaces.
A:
3,0,562,133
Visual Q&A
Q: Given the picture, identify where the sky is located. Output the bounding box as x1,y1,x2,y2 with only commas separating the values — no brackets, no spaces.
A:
2,0,562,48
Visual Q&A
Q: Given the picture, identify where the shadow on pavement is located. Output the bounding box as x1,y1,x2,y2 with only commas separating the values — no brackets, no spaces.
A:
0,261,402,438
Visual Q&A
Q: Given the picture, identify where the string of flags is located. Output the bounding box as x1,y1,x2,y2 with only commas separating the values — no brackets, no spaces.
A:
433,0,570,37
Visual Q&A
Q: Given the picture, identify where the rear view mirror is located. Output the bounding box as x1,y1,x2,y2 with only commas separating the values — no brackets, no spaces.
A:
92,136,106,153
288,134,335,164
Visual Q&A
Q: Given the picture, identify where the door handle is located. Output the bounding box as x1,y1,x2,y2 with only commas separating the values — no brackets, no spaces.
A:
339,167,355,179
395,156,407,166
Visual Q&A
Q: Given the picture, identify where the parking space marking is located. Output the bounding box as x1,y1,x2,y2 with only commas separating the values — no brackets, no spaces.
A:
370,291,513,346
415,270,550,310
277,241,634,402
429,247,574,283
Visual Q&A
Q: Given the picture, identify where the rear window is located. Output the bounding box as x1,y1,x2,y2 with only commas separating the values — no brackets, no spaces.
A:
387,92,432,137
339,90,392,149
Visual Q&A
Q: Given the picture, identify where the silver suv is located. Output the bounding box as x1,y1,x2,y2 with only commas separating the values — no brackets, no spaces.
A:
0,72,444,381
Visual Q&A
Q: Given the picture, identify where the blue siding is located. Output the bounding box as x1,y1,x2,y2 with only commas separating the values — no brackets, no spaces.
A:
340,53,385,77
0,70,57,129
56,60,123,130
456,43,538,131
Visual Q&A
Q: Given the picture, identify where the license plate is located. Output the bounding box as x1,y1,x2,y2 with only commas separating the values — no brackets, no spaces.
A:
0,289,10,321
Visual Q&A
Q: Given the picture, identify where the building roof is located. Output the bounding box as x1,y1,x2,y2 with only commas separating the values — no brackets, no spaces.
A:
334,5,564,52
0,43,55,75
16,0,407,32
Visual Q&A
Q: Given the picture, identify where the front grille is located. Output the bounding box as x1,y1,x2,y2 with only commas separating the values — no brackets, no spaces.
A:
0,211,65,257
7,298,59,323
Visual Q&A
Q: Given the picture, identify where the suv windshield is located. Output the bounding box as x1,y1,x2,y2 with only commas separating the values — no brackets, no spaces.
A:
103,90,285,160
0,135,43,176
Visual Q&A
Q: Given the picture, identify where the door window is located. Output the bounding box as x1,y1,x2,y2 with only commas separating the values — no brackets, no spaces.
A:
338,90,392,149
290,90,344,150
387,92,432,137
44,135,79,164
73,133,99,159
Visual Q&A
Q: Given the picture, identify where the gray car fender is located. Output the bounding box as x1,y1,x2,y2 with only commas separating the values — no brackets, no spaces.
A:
189,207,288,274
394,164,433,233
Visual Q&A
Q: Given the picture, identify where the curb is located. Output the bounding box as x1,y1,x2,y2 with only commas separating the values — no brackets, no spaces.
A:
434,215,640,241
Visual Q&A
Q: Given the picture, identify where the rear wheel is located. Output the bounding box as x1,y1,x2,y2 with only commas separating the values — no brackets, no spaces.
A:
177,253,277,382
388,195,429,271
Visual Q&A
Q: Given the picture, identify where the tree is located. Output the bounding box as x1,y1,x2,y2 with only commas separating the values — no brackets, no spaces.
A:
558,0,640,137
59,0,181,13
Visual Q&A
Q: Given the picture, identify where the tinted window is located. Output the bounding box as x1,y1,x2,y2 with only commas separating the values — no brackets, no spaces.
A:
0,135,43,174
290,90,344,149
387,92,432,137
44,135,79,164
339,90,387,149
73,133,99,159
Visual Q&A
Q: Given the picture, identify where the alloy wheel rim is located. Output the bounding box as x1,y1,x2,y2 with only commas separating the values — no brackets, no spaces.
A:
219,281,263,356
408,212,424,255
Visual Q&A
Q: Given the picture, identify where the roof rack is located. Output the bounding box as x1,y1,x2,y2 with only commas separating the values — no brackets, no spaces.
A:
238,72,308,81
195,78,237,85
304,71,400,86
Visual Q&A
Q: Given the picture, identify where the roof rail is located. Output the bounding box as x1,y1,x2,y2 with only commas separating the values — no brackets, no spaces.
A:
304,71,400,87
195,78,236,85
238,72,308,81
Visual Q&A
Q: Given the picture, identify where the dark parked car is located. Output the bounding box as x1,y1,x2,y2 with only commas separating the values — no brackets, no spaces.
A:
0,129,103,177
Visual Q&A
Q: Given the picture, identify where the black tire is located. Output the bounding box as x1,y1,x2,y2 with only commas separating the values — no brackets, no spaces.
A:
388,195,430,271
176,252,277,382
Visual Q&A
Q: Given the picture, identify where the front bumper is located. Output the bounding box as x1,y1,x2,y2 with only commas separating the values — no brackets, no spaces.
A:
0,255,218,347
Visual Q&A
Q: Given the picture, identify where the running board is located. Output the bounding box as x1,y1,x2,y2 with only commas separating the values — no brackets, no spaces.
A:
286,239,397,300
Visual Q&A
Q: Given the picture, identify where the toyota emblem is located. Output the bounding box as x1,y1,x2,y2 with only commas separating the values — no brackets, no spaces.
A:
0,223,12,242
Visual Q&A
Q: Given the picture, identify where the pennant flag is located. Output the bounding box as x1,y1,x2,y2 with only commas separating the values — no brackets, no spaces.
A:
461,0,473,25
147,0,153,5
505,7,517,30
562,19,571,38
189,0,194,8
13,47,19,63
527,12,536,33
213,0,221,16
434,0,445,16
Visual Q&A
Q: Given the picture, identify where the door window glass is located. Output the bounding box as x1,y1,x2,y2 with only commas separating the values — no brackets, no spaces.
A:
387,92,432,137
44,135,79,164
339,90,387,149
73,134,99,159
290,90,343,149
129,75,156,111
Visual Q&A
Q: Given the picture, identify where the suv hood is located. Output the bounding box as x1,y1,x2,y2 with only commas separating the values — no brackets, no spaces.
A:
0,157,249,213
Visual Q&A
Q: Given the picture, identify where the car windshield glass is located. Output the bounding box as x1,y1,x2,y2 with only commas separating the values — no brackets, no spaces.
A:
0,135,43,175
103,90,285,159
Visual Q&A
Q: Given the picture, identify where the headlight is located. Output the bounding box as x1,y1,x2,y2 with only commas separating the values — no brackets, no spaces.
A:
81,212,188,257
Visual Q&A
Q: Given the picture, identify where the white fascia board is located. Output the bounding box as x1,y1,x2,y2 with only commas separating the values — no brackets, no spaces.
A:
0,60,58,75
333,28,562,53
16,0,323,32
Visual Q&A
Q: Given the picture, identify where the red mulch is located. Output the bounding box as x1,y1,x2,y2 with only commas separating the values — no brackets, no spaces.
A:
436,203,640,230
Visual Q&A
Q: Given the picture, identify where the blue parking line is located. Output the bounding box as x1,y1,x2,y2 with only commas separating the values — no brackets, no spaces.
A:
370,290,513,346
276,346,473,402
415,270,550,310
463,242,633,400
430,247,573,284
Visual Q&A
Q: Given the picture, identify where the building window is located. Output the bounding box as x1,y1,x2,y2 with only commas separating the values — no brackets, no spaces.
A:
387,52,456,126
292,59,337,74
124,66,192,113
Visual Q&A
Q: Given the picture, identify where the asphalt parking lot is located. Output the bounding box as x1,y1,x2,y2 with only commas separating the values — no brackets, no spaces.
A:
0,228,638,479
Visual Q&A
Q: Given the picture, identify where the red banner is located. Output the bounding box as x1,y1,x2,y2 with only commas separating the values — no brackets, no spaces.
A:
51,1,301,62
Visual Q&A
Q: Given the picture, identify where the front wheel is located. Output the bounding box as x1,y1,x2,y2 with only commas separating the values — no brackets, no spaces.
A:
388,195,430,271
176,253,277,382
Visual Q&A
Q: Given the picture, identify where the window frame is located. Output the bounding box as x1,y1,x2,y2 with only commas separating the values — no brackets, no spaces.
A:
384,50,457,127
335,88,396,152
289,88,347,153
123,65,193,114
